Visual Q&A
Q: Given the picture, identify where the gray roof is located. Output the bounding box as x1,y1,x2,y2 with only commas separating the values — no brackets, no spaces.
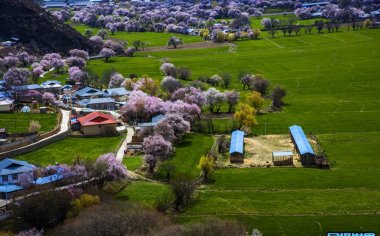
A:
77,97,115,106
40,80,62,88
0,158,36,176
103,88,131,97
74,87,105,98
11,84,42,91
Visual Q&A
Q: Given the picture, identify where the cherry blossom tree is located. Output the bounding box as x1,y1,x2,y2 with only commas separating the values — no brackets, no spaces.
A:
224,90,240,113
144,154,158,173
160,113,190,141
206,88,226,113
240,73,254,89
66,56,86,69
69,49,89,60
42,92,55,105
160,63,177,77
161,76,182,95
3,67,30,88
143,134,173,160
3,54,19,68
171,86,206,107
96,153,128,181
167,36,182,48
122,91,163,121
109,73,124,88
154,121,176,143
100,48,115,62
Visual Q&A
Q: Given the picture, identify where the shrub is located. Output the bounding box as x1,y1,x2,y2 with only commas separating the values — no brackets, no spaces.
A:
67,194,100,218
177,67,191,80
28,120,41,133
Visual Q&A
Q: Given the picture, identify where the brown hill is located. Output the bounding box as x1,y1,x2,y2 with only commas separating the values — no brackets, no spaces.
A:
0,0,95,55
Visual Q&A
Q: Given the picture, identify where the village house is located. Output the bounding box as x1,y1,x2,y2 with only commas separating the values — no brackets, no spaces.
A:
77,111,118,136
103,87,130,98
74,86,106,100
0,99,14,112
40,80,62,92
77,97,116,110
11,84,43,92
0,158,36,185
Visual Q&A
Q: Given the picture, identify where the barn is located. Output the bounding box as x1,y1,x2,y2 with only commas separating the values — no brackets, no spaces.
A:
289,125,316,165
229,130,245,163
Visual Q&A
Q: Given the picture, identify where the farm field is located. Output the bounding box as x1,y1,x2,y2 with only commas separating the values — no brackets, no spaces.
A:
155,133,214,180
116,181,171,208
16,136,124,166
72,24,203,47
80,25,380,234
0,112,58,134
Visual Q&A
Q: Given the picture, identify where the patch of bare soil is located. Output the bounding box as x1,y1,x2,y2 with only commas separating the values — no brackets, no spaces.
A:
244,135,300,167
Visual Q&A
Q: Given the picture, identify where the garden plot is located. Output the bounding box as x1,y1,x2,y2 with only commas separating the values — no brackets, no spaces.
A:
244,135,302,167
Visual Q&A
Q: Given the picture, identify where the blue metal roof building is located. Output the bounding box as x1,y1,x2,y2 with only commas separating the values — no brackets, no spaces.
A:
229,130,245,163
229,130,245,154
289,125,316,165
34,173,63,185
0,158,36,185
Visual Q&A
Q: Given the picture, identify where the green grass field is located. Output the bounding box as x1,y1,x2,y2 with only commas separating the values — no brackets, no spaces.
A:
116,181,171,208
16,136,123,166
72,24,202,47
155,133,214,180
0,112,58,134
78,24,380,234
123,155,142,171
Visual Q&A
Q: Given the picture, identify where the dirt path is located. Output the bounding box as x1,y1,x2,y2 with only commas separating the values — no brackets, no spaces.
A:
142,41,227,52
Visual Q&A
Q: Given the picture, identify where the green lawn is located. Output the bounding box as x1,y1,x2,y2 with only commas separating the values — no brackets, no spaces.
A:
16,136,123,166
71,24,202,47
86,28,380,234
115,181,171,208
155,133,214,180
123,155,142,171
0,112,58,134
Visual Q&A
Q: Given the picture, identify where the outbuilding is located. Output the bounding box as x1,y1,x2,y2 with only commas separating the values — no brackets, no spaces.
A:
229,130,245,163
272,151,293,166
289,125,316,165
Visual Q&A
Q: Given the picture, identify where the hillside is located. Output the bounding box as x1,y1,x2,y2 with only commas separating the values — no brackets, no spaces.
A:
0,0,94,54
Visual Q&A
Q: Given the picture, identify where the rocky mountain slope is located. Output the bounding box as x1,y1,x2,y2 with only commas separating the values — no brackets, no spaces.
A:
0,0,95,55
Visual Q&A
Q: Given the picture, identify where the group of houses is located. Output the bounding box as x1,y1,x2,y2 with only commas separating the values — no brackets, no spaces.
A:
0,158,66,199
228,125,322,167
63,86,130,111
0,76,131,112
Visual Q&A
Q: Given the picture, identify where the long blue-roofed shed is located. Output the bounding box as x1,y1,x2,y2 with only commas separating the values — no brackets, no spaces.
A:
229,130,245,163
289,125,316,165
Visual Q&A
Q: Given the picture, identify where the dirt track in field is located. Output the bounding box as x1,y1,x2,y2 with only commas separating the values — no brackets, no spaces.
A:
142,41,230,52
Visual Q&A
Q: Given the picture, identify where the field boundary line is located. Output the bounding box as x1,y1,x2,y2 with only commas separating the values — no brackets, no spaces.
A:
345,32,373,40
293,37,313,46
174,212,380,218
265,38,284,48
322,34,345,43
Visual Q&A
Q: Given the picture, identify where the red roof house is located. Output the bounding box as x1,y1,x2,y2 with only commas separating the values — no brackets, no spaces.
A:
76,112,118,136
